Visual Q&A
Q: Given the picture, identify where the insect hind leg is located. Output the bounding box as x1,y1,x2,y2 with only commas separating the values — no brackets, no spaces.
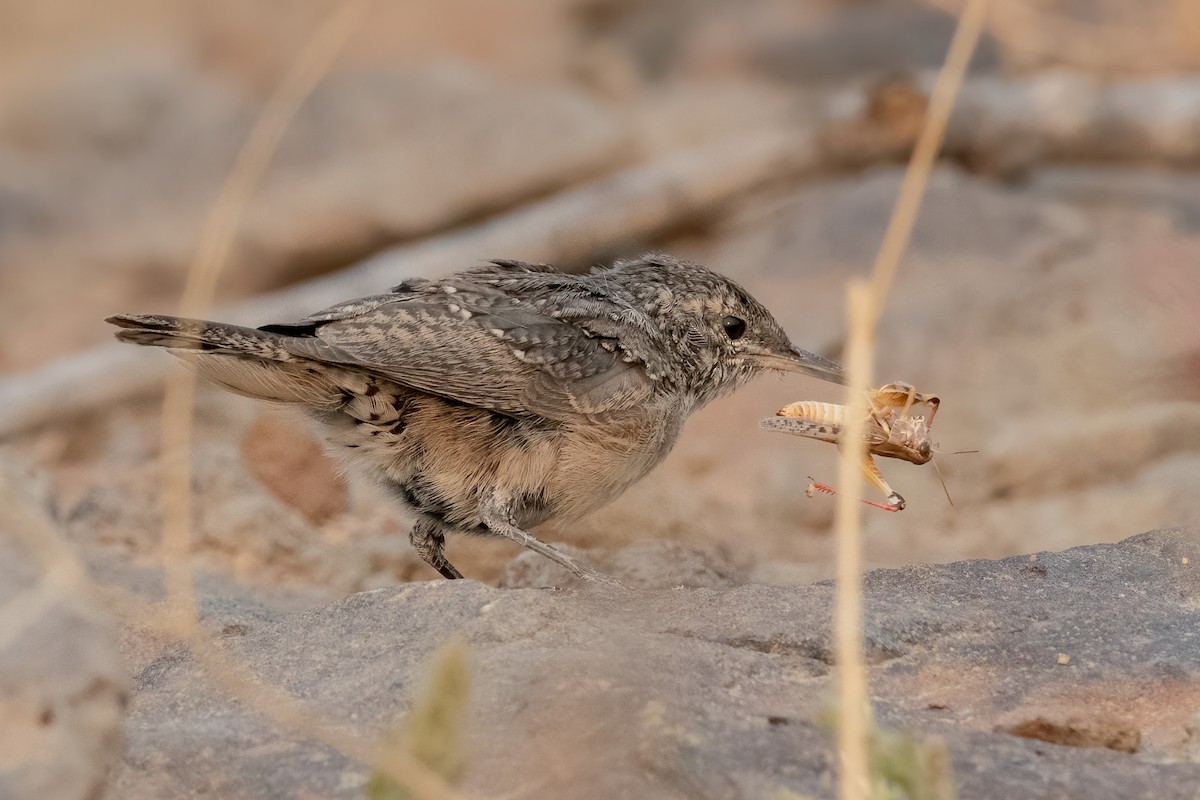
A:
859,454,906,511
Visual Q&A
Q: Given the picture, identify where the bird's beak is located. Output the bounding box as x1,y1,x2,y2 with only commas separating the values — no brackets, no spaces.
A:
753,343,845,384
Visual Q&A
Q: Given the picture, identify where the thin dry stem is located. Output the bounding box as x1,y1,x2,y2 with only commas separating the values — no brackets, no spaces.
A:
179,7,368,312
833,1,989,798
151,2,457,796
867,0,990,320
834,279,873,800
161,0,371,624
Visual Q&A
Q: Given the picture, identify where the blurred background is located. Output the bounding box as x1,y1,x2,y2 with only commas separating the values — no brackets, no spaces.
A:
1,0,1199,595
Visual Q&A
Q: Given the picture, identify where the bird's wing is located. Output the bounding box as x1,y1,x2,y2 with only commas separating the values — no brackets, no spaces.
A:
276,288,655,419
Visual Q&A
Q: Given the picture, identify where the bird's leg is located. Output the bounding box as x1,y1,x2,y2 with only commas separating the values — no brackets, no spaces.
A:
410,517,464,580
478,491,621,586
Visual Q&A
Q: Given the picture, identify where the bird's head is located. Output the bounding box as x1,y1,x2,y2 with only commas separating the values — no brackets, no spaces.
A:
605,254,844,406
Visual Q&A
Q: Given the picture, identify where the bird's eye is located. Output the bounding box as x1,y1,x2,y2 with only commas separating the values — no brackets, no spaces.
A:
722,316,747,340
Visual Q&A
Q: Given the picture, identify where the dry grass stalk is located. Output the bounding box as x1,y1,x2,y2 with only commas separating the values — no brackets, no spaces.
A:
833,0,989,798
160,0,371,628
834,280,874,800
150,2,457,796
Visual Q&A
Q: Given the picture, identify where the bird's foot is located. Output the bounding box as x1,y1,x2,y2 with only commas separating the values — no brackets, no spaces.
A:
480,492,625,589
411,519,465,579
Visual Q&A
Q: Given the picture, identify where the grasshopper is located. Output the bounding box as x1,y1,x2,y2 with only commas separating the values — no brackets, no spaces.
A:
760,382,940,512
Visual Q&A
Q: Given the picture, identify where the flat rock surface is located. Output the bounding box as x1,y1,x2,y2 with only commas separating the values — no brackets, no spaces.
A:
108,528,1200,799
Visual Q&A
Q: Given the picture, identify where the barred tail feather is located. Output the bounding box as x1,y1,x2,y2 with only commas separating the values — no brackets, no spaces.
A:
105,314,293,360
105,313,343,408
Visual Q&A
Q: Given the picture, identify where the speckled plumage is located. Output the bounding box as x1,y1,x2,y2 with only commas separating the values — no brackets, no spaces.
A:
107,253,843,582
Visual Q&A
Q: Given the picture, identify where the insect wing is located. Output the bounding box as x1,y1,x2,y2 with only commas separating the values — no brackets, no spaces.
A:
759,414,889,448
759,416,841,444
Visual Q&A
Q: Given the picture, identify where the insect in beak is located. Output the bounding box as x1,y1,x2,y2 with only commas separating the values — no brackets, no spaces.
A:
762,382,957,512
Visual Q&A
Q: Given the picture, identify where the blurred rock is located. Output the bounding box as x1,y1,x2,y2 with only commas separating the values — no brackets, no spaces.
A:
986,402,1200,498
1033,165,1200,213
66,440,374,593
236,62,632,293
984,0,1200,74
0,55,630,371
682,0,1001,84
818,75,930,169
572,0,1002,87
0,456,125,800
941,73,1200,177
106,529,1200,799
0,47,243,161
240,410,347,525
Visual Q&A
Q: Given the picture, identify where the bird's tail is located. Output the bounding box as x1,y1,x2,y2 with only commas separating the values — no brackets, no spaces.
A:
106,314,295,360
105,313,347,408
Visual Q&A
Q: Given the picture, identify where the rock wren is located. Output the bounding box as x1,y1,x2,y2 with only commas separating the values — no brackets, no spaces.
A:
107,254,843,583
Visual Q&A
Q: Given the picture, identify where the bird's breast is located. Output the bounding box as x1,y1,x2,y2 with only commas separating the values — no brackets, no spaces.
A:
322,392,693,531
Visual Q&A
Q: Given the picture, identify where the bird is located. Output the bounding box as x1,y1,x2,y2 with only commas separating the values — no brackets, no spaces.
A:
107,253,844,583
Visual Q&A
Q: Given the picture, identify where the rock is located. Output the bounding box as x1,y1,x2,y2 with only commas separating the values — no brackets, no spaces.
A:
65,438,418,596
240,410,347,525
81,548,331,688
575,0,1002,88
234,62,632,293
0,55,630,370
983,0,1200,74
677,0,1001,84
107,528,1200,799
501,539,746,589
0,455,125,800
986,402,1200,497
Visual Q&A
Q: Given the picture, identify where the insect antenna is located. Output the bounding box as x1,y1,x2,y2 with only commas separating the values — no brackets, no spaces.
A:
931,459,955,507
931,446,980,456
